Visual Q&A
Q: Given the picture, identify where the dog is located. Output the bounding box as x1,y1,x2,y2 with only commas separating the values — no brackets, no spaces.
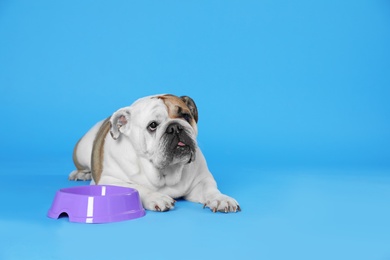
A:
69,94,240,213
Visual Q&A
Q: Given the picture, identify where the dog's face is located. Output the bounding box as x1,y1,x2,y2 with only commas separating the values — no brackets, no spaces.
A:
109,94,199,169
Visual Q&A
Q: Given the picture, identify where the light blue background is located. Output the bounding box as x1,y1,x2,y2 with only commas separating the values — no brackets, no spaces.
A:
0,0,389,259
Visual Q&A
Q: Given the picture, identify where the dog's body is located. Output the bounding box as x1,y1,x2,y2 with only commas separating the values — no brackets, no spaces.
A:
69,94,240,213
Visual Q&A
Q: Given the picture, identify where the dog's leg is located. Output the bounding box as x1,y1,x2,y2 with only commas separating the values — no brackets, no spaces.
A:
185,176,240,213
68,120,106,182
98,176,176,212
68,139,92,181
69,138,92,181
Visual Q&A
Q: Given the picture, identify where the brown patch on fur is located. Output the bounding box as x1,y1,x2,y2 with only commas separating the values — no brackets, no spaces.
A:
157,94,196,127
91,117,111,184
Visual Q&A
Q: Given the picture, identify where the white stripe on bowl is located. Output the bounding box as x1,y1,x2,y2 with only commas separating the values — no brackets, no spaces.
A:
87,196,94,217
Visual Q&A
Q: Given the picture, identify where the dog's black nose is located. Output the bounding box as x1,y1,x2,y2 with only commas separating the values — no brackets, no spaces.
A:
166,123,183,134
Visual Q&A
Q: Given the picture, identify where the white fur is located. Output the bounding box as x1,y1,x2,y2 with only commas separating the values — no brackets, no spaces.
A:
70,95,240,213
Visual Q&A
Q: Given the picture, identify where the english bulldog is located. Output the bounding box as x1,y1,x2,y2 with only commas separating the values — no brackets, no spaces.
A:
69,94,240,213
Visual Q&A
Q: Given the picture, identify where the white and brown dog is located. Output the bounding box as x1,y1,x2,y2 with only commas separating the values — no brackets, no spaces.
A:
69,94,240,213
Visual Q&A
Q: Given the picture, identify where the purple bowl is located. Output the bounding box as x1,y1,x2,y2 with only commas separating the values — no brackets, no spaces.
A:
47,185,145,223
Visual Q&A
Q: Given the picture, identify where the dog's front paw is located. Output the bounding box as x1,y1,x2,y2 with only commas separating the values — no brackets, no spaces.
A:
203,194,241,213
143,192,176,212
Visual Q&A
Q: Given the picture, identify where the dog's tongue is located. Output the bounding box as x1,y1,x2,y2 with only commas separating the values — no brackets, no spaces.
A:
178,141,186,147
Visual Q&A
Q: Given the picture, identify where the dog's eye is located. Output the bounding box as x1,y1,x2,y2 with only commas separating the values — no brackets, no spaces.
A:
148,121,159,132
182,113,192,123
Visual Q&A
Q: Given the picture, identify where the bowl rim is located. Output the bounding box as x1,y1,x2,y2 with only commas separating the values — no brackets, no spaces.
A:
59,185,138,197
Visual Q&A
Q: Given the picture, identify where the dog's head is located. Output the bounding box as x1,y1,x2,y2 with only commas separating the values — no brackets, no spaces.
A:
109,94,198,169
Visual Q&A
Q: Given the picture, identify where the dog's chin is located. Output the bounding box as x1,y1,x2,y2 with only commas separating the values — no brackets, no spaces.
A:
170,145,195,164
151,141,196,169
154,149,195,169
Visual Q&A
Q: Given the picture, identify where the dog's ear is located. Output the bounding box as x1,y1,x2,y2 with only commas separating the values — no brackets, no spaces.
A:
109,108,131,140
180,96,198,123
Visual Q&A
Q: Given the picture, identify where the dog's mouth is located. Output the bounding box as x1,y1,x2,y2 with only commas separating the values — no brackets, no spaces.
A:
174,141,193,162
168,134,193,153
158,124,196,167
